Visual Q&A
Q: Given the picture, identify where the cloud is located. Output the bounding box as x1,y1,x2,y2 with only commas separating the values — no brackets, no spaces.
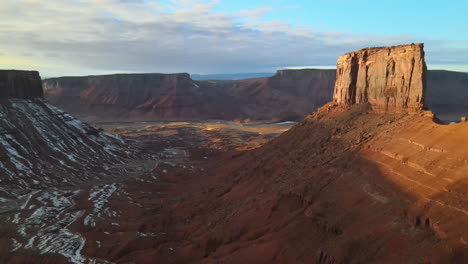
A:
237,6,272,22
0,0,466,77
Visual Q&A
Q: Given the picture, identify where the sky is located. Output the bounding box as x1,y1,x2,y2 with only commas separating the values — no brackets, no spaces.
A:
1,0,467,77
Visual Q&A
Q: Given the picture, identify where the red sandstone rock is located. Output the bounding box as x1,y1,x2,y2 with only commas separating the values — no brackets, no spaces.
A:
6,74,468,263
5,45,468,264
43,67,468,123
43,69,336,123
333,43,426,112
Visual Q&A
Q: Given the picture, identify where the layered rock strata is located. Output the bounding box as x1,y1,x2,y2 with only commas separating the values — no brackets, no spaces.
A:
333,43,426,112
43,69,336,122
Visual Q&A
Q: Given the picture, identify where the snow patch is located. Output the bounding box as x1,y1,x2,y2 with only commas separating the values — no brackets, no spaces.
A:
84,184,118,227
10,189,93,264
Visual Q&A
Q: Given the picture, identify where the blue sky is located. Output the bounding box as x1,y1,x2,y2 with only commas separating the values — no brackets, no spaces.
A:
1,0,467,77
212,0,468,39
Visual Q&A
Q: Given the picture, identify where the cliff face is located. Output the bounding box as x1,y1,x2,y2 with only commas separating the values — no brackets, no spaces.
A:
44,73,192,107
43,69,336,122
0,70,43,99
44,72,229,121
44,67,468,123
334,43,426,112
268,69,335,101
213,69,336,121
425,70,468,122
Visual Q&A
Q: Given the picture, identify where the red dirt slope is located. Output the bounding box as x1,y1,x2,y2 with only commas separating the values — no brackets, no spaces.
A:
4,102,467,263
103,103,468,264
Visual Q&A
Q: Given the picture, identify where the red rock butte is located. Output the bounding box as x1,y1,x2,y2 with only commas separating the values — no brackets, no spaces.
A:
333,43,426,112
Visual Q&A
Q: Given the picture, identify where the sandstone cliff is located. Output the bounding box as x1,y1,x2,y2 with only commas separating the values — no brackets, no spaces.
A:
333,43,426,112
44,72,237,122
0,70,43,99
44,67,468,123
209,69,336,121
43,69,336,123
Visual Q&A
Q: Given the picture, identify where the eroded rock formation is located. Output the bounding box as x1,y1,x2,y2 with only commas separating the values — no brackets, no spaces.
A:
333,43,426,112
43,64,468,122
43,69,336,123
0,70,43,99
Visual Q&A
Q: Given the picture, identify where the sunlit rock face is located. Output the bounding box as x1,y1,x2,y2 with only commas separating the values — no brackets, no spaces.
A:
333,43,426,112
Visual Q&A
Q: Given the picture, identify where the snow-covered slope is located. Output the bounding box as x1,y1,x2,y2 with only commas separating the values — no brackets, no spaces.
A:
0,99,131,197
0,71,132,200
0,70,140,263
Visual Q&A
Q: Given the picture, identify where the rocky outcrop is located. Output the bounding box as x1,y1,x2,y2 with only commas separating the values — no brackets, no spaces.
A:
43,69,336,123
333,43,426,112
0,71,134,198
0,70,43,99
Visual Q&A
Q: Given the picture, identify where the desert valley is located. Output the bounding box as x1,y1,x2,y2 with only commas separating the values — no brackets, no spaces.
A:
0,42,467,264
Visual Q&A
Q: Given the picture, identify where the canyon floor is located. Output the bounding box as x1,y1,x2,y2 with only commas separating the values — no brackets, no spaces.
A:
2,105,468,264
0,120,295,264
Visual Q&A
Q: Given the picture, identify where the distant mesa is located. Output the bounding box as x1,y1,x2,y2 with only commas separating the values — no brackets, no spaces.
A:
333,43,426,113
425,70,468,122
41,45,468,123
0,70,43,99
42,69,336,123
191,72,274,80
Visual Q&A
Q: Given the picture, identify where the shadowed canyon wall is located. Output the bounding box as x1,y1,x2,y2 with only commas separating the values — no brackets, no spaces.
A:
43,69,336,123
426,70,468,122
333,43,426,112
0,70,43,99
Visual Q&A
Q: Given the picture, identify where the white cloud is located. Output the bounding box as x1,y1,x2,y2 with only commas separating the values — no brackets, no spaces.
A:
0,0,466,77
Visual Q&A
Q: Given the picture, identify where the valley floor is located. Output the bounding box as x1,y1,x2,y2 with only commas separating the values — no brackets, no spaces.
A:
0,121,294,264
3,105,468,264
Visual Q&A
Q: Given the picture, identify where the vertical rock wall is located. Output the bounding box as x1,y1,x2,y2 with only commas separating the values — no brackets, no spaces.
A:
0,70,43,99
333,43,426,112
